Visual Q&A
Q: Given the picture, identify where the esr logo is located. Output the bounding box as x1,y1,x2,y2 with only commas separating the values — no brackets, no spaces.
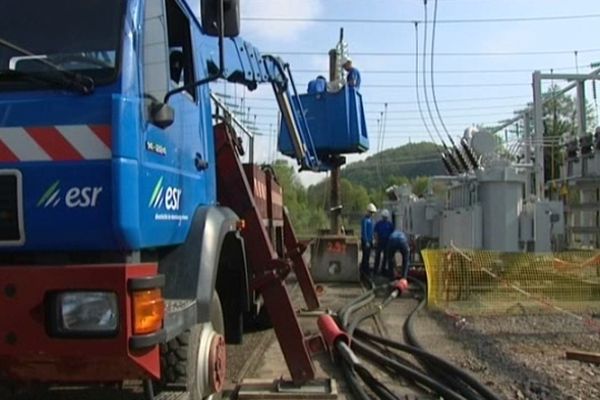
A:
149,177,182,211
165,187,182,211
37,180,103,208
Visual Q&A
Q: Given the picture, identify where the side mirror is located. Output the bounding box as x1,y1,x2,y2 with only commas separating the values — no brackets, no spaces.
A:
201,0,240,37
150,101,175,129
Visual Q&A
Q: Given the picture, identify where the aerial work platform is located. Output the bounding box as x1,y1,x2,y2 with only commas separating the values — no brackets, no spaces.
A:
278,86,369,158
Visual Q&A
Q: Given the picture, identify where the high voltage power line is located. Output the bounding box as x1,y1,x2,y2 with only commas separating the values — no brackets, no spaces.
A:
267,48,600,57
214,94,530,104
242,13,600,24
239,104,527,113
291,66,583,74
295,82,530,88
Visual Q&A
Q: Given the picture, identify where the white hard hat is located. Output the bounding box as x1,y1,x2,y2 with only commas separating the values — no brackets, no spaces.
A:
381,209,391,219
367,203,377,213
343,57,352,64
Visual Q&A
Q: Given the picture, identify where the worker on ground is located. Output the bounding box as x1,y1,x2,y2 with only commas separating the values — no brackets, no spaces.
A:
373,209,394,275
342,58,361,90
385,229,410,282
307,75,327,94
360,203,377,276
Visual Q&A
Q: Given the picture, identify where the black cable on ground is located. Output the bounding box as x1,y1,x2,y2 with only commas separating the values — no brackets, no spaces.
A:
341,362,371,400
332,277,499,400
403,277,501,400
350,279,497,400
402,278,483,399
354,364,400,400
340,292,376,327
338,286,377,323
352,336,427,395
346,284,401,335
355,328,501,400
352,339,466,400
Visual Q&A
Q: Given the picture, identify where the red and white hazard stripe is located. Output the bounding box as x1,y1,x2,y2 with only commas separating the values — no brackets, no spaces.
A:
0,125,111,162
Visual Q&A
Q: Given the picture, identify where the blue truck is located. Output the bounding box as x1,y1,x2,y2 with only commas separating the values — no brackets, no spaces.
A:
0,0,368,398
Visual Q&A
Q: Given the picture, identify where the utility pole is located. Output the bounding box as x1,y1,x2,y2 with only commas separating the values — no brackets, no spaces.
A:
328,29,346,234
532,70,545,199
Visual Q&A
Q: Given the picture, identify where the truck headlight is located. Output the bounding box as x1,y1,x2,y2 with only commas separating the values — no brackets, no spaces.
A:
55,292,119,335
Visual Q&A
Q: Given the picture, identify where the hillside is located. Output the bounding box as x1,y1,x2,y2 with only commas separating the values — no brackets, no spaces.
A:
340,141,445,191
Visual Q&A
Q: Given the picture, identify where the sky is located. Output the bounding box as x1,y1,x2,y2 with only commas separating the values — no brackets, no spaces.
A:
214,0,600,186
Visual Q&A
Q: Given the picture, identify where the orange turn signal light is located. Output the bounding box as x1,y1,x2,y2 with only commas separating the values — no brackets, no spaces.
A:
132,288,165,335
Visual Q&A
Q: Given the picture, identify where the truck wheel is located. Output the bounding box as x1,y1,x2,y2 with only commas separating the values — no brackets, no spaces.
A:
243,299,272,331
161,294,226,400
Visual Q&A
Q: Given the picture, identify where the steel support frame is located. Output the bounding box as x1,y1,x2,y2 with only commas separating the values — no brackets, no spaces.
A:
532,71,545,199
214,123,315,384
282,209,320,310
523,112,532,196
491,68,600,199
532,70,600,198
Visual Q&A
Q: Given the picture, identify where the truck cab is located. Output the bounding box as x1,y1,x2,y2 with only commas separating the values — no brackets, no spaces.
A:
0,0,222,252
0,0,257,394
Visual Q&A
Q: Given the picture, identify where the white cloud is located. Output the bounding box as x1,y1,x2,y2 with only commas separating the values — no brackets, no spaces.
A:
240,0,324,43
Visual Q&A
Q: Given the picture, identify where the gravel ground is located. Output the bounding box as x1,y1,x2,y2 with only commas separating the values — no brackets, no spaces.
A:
411,305,600,400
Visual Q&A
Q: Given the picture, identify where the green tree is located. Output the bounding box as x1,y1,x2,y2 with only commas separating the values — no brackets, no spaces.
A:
271,160,328,235
341,142,445,191
412,176,430,197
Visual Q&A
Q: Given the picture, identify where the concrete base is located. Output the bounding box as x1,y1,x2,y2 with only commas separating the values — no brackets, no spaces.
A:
310,235,359,283
237,378,337,399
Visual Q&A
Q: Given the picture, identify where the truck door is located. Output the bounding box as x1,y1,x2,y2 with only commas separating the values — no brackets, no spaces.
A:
140,0,206,246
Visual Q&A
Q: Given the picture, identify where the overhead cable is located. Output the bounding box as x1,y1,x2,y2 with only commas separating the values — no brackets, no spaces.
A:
413,22,437,147
290,65,584,74
421,1,445,144
270,48,600,57
242,13,600,24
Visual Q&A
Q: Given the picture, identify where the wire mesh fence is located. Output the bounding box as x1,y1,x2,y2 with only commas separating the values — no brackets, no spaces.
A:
422,248,600,316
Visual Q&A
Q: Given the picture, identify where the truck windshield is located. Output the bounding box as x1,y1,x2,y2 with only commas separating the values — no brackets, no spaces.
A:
0,0,125,89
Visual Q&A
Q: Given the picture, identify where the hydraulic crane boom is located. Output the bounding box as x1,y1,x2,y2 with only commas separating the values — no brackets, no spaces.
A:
214,38,326,171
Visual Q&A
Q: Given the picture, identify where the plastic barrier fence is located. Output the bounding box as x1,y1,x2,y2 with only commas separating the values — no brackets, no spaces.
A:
421,249,600,315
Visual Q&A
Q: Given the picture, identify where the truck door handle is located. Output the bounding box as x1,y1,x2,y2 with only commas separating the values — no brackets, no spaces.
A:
195,153,209,171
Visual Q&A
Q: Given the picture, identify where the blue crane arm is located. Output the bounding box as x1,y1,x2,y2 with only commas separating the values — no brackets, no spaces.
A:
208,37,327,171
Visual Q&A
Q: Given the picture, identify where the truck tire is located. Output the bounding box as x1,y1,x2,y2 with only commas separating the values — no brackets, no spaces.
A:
244,303,272,331
161,293,226,400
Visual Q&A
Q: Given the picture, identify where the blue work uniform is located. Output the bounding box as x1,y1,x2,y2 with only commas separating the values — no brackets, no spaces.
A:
360,214,374,274
373,219,394,274
346,67,361,90
307,76,327,94
386,230,410,279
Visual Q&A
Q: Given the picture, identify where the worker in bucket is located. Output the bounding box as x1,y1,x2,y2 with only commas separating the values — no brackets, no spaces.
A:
385,229,410,285
307,75,327,94
360,203,377,276
373,209,394,275
343,58,361,90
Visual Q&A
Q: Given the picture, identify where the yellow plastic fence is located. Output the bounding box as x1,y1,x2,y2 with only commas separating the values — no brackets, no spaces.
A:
421,248,600,315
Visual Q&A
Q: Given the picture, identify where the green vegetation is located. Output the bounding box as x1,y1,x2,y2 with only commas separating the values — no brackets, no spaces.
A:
341,142,445,191
270,160,329,234
270,142,445,235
